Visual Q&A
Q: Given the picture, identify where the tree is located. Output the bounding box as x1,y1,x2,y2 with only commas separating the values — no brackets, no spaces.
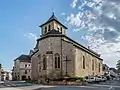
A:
116,60,120,73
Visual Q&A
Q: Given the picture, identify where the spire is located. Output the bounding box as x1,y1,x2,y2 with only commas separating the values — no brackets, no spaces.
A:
52,12,54,16
39,13,68,29
48,12,58,21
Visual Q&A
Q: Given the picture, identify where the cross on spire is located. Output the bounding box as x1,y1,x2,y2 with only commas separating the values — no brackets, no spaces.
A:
52,7,55,16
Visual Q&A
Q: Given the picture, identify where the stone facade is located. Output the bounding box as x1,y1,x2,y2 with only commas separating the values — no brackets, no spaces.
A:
31,50,39,81
31,14,103,83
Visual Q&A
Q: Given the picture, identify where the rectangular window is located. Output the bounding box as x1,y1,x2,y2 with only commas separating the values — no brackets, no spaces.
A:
25,70,27,74
55,57,57,68
43,57,47,70
39,65,41,72
92,60,94,71
25,64,27,68
60,27,62,33
57,27,59,31
58,57,60,68
83,56,85,69
99,63,101,72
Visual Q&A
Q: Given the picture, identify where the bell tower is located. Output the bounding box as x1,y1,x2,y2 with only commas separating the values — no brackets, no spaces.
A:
39,13,68,36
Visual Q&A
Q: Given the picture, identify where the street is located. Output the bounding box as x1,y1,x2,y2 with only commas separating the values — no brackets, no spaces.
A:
0,80,120,90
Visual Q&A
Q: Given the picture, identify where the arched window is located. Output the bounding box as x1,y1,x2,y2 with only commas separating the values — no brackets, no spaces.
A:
83,56,85,69
92,59,94,71
99,63,101,72
45,26,47,33
43,55,47,70
48,25,51,31
54,53,60,68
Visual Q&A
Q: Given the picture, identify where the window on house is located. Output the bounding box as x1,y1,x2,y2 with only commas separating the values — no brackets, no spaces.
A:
60,27,62,33
43,55,47,70
45,26,47,33
48,25,51,31
54,53,60,68
83,56,85,69
57,27,59,31
25,64,27,68
25,70,27,74
29,64,30,66
92,59,94,71
99,63,101,72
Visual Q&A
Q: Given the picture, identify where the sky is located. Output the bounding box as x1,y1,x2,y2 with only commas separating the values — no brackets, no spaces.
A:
0,0,120,71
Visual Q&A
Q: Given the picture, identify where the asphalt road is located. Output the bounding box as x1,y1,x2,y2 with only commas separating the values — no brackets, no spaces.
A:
35,80,120,90
0,80,120,90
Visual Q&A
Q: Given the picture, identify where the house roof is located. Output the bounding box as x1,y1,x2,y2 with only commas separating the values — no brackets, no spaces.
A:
39,13,68,29
36,32,102,61
14,54,31,62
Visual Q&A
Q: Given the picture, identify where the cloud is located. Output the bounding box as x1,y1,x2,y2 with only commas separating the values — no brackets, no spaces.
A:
67,0,120,67
71,0,78,8
24,33,38,44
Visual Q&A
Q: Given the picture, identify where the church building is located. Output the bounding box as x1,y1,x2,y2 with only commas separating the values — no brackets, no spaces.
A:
31,13,103,83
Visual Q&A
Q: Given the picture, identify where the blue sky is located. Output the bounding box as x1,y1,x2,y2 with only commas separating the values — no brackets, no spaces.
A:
0,0,86,71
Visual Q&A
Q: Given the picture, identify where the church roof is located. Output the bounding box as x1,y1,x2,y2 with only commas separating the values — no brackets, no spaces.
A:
36,34,102,61
39,13,68,29
14,54,31,62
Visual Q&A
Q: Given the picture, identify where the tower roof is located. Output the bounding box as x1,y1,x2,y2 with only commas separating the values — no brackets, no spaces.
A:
39,13,68,29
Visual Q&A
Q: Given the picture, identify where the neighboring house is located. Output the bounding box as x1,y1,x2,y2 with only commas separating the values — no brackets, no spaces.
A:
12,54,31,81
109,68,118,77
2,71,12,81
0,69,5,81
31,13,103,83
0,64,5,81
103,64,110,76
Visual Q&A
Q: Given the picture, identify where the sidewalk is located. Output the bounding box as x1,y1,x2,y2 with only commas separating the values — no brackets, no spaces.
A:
0,85,56,90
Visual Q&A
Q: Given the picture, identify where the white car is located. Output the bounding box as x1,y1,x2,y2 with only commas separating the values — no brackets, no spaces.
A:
85,76,96,83
102,77,107,82
95,76,102,82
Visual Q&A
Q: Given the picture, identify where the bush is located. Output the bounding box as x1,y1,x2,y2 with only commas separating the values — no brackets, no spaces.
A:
69,76,84,81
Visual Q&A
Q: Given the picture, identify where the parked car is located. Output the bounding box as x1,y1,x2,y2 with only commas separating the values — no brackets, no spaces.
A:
95,76,102,82
102,77,107,82
85,76,96,83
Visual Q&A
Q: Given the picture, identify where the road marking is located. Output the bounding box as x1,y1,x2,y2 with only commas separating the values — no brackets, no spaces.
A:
90,84,120,88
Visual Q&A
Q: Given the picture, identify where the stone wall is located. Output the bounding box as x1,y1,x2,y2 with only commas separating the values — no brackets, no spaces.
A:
74,47,103,77
37,36,75,81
